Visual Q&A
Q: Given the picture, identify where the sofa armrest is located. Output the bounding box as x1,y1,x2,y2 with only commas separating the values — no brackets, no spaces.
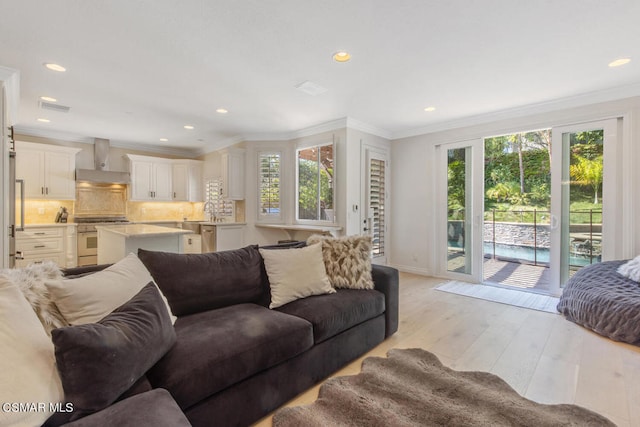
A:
60,389,191,427
371,264,399,337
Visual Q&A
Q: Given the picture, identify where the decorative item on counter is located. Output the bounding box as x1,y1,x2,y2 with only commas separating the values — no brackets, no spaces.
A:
55,207,64,223
60,207,68,223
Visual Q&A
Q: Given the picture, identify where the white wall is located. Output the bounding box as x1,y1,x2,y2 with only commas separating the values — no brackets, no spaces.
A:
390,96,640,276
222,127,391,247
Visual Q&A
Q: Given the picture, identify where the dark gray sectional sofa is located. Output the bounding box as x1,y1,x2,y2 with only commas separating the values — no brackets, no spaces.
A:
53,244,399,427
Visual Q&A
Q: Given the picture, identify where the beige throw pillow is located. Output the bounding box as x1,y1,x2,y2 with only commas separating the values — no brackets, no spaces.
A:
46,253,176,325
0,277,64,427
259,244,335,309
307,235,375,290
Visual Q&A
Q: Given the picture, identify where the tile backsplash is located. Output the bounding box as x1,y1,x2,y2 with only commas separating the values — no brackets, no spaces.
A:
23,200,75,224
23,184,245,224
127,201,205,222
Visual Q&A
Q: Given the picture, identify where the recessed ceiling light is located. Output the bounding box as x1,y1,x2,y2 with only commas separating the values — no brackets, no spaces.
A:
424,106,436,112
40,96,57,102
184,125,194,130
608,58,631,67
44,63,66,72
37,118,51,123
216,108,228,114
333,51,351,62
159,138,168,142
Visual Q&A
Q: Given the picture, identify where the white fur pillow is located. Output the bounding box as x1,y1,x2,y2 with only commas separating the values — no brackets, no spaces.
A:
46,253,176,325
259,244,335,309
617,255,640,282
307,235,374,290
0,261,67,335
0,277,64,426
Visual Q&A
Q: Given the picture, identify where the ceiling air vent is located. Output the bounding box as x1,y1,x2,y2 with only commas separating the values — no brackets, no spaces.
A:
39,100,71,113
295,80,328,96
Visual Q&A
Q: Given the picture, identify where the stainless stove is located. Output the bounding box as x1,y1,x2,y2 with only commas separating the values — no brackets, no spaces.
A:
75,217,130,266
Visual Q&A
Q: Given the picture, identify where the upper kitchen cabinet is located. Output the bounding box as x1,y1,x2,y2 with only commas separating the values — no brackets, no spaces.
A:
15,141,81,200
221,148,245,200
172,160,203,202
126,154,173,201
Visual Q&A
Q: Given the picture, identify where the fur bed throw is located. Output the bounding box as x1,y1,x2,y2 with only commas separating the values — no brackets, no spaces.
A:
617,255,640,282
307,235,374,290
0,262,67,335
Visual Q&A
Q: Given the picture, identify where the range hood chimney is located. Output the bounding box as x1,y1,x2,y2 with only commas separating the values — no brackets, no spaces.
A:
76,138,131,184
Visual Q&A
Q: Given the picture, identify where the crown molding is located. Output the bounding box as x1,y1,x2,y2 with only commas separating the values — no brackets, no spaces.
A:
14,126,200,158
392,82,640,140
13,126,94,144
346,117,393,140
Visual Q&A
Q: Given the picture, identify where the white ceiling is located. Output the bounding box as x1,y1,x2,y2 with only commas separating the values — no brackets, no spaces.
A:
1,0,639,155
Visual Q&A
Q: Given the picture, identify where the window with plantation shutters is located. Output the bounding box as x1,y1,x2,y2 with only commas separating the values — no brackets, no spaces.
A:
258,152,281,219
369,157,386,256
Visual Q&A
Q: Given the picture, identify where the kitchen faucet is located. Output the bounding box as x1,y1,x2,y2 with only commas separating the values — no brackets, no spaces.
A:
203,201,216,223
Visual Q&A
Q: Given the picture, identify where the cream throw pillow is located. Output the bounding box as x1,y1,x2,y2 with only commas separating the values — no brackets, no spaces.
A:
46,253,176,325
307,235,375,289
259,244,335,309
0,277,64,427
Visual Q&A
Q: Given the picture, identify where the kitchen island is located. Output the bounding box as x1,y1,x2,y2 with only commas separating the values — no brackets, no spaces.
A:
96,224,193,264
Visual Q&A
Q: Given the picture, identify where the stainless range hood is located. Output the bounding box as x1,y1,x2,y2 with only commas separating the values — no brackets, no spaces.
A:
76,138,131,184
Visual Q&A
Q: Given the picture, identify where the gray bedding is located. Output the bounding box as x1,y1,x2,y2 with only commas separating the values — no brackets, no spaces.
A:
557,260,640,345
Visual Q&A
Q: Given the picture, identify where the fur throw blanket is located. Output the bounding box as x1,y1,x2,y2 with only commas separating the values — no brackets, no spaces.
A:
1,262,67,335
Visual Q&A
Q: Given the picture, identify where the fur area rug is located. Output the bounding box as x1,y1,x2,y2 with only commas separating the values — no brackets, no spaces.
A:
273,348,613,427
1,261,67,335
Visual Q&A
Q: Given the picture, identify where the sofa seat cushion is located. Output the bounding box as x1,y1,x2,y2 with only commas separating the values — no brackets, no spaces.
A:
146,303,313,409
60,389,191,427
275,289,385,344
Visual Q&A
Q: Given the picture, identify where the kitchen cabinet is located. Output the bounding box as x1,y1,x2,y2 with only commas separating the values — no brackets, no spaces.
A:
172,160,203,202
15,225,76,268
127,155,173,201
15,141,81,200
221,149,245,200
182,234,202,254
215,224,245,252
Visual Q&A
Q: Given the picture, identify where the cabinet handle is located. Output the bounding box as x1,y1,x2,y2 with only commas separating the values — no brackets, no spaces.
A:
41,187,44,194
174,192,176,198
34,232,46,235
46,187,49,195
34,245,46,248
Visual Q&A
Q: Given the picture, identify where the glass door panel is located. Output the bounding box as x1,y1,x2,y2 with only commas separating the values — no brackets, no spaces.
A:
438,140,483,282
550,119,618,295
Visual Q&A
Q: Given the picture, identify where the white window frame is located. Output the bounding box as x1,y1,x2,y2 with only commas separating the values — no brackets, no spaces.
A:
295,141,335,224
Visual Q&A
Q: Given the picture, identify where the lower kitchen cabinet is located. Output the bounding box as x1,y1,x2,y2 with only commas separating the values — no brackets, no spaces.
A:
215,224,245,252
183,234,202,254
16,225,76,268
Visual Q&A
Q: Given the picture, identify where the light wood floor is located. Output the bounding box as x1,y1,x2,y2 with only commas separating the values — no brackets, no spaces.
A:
255,272,640,427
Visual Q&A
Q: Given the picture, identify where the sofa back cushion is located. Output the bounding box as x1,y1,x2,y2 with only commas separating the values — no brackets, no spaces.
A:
138,245,266,316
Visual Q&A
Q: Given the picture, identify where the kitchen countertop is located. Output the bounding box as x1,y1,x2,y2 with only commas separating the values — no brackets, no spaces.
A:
95,224,194,238
24,223,77,228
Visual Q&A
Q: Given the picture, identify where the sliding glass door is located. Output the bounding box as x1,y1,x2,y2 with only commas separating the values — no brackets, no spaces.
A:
437,140,483,282
549,119,619,295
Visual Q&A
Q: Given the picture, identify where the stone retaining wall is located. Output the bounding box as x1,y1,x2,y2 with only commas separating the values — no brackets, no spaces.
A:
483,222,551,248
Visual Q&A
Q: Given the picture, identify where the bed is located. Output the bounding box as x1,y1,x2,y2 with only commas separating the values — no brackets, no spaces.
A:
557,260,640,345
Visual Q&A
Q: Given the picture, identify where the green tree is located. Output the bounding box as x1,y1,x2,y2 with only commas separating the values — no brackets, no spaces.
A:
570,155,603,204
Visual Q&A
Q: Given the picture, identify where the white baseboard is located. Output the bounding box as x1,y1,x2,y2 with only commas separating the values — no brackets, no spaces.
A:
390,264,432,276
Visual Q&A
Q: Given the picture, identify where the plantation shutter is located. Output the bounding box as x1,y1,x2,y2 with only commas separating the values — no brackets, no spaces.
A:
369,158,386,256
